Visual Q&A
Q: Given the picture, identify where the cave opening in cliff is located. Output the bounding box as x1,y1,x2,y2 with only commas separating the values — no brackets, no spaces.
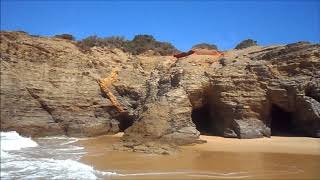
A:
191,104,217,135
118,116,134,132
270,104,296,136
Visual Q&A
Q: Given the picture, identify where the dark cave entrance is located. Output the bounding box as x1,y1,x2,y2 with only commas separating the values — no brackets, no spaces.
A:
119,118,133,131
191,104,217,136
270,104,297,136
117,114,134,132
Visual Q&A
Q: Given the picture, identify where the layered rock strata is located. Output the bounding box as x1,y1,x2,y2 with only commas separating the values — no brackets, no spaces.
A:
1,32,319,153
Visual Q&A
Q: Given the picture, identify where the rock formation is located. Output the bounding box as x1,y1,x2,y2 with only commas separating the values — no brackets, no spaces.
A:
1,32,319,153
174,50,195,59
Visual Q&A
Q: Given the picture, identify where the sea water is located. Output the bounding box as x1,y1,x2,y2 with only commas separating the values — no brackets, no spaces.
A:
0,131,116,179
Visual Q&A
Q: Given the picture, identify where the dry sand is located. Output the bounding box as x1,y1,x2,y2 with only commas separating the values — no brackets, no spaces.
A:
189,135,320,155
78,133,320,179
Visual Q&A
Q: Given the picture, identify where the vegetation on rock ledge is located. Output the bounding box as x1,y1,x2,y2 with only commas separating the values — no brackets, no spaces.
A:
192,43,218,50
235,39,258,50
76,34,179,55
54,34,75,41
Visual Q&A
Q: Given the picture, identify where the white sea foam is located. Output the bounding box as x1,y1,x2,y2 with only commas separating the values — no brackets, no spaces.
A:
38,136,74,140
60,139,79,145
0,150,12,159
2,157,103,179
57,146,84,151
0,131,38,151
0,131,119,179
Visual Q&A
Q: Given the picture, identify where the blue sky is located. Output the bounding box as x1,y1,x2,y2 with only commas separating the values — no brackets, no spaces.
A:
1,0,319,51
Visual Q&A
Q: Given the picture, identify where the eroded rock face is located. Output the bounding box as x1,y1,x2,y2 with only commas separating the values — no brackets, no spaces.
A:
0,31,151,137
1,32,319,152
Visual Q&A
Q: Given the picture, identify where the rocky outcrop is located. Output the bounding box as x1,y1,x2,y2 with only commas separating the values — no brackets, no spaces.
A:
174,50,195,59
193,48,224,57
0,31,149,137
1,31,319,153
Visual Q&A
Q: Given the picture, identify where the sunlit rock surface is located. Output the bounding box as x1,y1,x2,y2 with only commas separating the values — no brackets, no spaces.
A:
1,31,319,153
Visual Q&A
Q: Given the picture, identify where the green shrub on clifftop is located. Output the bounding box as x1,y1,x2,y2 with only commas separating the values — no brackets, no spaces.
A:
77,34,179,55
76,35,128,51
235,39,258,50
54,34,75,41
192,43,218,50
125,35,179,55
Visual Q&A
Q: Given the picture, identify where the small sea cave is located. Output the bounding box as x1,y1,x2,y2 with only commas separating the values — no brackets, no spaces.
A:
270,104,297,136
191,104,218,136
117,115,134,132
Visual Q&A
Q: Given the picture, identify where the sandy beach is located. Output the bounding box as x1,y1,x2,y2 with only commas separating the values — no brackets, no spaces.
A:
189,135,320,155
78,133,320,179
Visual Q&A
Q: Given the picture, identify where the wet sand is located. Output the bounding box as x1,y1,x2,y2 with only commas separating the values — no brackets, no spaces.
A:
79,133,320,179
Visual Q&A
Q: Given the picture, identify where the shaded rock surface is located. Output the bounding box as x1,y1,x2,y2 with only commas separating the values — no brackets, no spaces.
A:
1,32,319,153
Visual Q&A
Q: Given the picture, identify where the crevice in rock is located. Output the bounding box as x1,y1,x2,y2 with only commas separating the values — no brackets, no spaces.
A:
21,42,51,54
26,88,54,119
270,104,297,136
26,87,68,135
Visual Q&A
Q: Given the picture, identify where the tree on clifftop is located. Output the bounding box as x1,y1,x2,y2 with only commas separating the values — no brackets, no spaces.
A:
192,43,218,50
54,34,75,41
76,34,179,55
76,35,128,51
235,39,258,50
125,34,179,55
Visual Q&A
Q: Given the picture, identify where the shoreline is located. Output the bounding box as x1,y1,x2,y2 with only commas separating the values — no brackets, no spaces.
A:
77,133,320,179
78,133,320,155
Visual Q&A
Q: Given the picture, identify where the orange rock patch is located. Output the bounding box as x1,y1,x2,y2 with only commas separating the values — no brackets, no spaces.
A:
98,69,125,112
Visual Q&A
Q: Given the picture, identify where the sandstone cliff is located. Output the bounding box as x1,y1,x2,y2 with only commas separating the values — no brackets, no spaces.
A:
1,32,319,153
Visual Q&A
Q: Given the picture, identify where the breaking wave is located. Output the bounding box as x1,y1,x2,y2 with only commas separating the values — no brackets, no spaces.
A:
0,131,117,179
1,131,38,151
